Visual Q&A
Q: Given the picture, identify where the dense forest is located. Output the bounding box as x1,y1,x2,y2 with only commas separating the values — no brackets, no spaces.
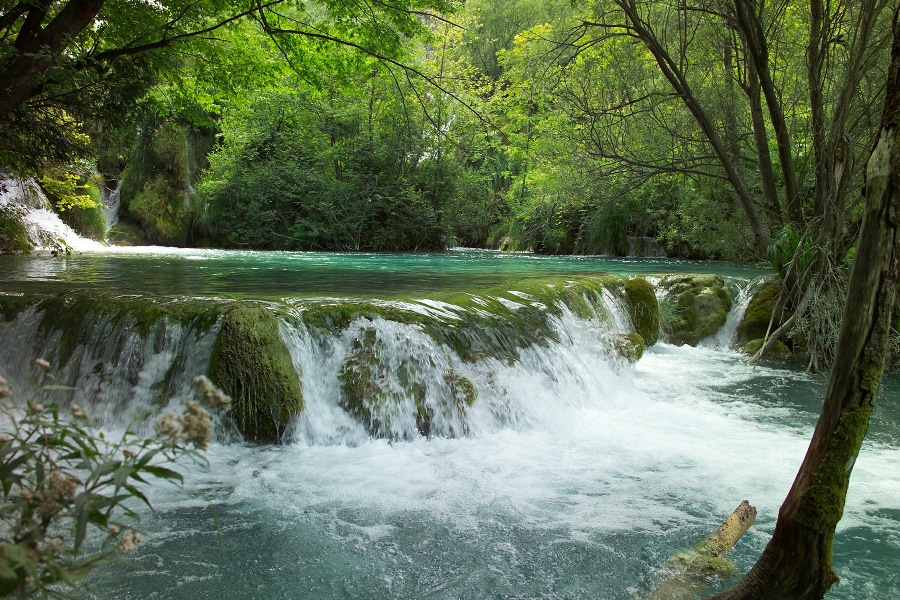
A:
0,0,890,260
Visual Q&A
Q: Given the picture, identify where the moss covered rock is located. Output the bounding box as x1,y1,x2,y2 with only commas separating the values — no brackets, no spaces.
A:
738,276,785,345
338,327,477,438
209,303,303,443
107,222,148,246
659,274,732,346
0,292,40,323
611,332,645,363
741,338,791,356
624,277,659,346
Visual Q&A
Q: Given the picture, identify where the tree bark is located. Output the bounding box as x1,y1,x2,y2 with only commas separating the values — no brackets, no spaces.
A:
0,0,107,116
708,8,900,598
733,0,802,224
745,42,783,229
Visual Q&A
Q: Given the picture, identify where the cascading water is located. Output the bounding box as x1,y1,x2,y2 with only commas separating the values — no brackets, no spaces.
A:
102,183,121,230
1,173,106,252
699,277,761,350
0,252,897,599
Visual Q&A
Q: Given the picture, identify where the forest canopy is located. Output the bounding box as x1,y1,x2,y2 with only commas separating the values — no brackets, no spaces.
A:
0,0,893,262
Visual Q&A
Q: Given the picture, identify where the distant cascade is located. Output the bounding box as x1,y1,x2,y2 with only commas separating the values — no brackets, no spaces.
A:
1,173,106,252
102,183,121,230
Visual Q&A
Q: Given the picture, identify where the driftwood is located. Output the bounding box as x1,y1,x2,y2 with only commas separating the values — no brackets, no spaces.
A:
648,501,757,600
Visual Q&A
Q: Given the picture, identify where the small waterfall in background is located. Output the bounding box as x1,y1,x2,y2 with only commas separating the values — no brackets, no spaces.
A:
699,278,761,350
102,182,121,230
1,173,106,252
626,235,666,258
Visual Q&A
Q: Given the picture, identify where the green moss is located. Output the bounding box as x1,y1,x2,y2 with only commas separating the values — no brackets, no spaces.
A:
0,204,33,254
337,328,478,438
208,303,303,443
35,292,223,367
624,277,659,346
659,275,732,346
611,332,645,363
797,405,873,536
59,184,106,241
741,338,791,356
446,370,478,407
667,549,736,576
107,222,148,246
0,293,41,323
738,277,784,345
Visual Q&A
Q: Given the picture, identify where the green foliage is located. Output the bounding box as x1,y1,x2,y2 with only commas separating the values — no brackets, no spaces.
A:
766,224,816,278
0,204,32,254
198,86,474,251
0,368,229,597
38,174,94,212
121,119,212,246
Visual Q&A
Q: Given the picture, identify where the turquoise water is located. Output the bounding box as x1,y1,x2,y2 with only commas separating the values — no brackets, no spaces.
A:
0,248,770,299
1,249,897,599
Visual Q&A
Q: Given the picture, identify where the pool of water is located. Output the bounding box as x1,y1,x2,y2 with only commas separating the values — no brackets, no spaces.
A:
0,248,771,300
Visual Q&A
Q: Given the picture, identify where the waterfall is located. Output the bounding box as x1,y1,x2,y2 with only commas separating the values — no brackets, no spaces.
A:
0,281,646,442
102,182,121,230
626,235,666,257
1,173,106,252
699,278,760,350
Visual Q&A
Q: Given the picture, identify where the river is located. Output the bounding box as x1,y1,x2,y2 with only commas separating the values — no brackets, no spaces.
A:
0,249,897,599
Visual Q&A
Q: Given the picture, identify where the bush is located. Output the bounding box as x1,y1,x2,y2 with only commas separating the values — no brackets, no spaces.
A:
0,365,229,596
0,204,32,254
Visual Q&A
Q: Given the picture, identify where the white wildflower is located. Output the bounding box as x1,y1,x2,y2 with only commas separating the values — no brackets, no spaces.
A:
192,375,232,411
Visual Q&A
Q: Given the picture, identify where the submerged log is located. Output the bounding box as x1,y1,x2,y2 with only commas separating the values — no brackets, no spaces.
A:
649,501,757,600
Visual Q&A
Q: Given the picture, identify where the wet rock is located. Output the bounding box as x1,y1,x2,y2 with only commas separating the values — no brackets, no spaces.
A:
209,303,303,443
659,274,732,346
737,277,785,346
624,277,659,346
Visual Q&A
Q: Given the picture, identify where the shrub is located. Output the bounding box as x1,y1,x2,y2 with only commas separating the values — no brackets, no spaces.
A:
0,365,229,596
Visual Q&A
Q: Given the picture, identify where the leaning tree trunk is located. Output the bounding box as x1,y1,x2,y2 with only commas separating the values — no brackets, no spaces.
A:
709,8,900,599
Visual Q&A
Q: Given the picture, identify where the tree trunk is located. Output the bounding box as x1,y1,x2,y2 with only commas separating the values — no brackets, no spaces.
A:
0,0,106,116
745,44,783,229
708,9,900,598
734,0,802,224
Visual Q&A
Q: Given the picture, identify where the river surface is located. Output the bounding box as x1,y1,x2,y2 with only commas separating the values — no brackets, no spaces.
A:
0,249,898,599
0,248,769,299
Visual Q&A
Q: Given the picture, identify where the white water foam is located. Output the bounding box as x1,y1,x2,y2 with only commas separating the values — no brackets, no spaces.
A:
699,278,760,350
1,174,107,252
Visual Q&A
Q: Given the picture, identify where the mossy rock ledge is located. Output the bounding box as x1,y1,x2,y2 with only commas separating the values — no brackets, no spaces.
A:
737,276,785,346
611,332,645,364
623,277,659,346
338,327,477,439
659,274,732,346
208,304,303,443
